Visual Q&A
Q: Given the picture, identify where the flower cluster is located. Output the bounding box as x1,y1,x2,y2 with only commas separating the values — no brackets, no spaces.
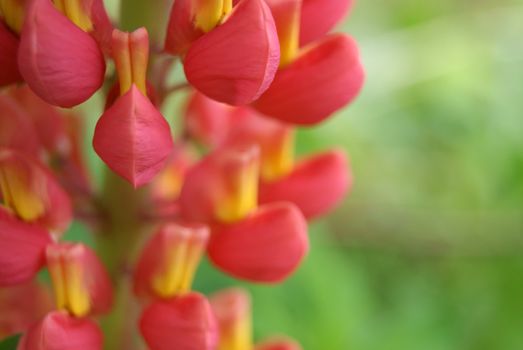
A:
0,0,363,349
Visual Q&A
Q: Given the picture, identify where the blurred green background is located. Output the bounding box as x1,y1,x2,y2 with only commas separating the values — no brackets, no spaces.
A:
73,0,523,349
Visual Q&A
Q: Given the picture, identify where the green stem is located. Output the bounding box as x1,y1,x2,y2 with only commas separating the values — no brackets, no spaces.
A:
96,170,149,350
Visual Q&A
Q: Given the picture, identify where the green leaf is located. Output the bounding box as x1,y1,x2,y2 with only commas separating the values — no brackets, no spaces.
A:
0,335,20,350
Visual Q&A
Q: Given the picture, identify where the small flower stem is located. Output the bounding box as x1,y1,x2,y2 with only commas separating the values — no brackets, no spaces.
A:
95,170,150,350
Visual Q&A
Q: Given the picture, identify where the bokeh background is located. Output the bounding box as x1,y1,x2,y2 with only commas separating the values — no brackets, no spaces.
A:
55,0,523,349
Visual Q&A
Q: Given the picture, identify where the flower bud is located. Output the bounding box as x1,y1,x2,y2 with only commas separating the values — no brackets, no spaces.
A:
0,149,72,234
260,149,351,219
140,292,218,350
17,311,103,350
180,144,260,224
0,207,51,286
210,288,252,350
18,0,105,107
93,85,174,188
208,202,309,283
46,243,113,317
133,223,209,299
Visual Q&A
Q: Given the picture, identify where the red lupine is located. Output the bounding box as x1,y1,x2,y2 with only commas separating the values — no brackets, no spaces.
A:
0,0,364,347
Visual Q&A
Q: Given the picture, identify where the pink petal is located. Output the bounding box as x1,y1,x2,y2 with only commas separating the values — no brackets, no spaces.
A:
18,0,105,108
184,91,235,148
208,202,309,283
140,293,218,350
260,149,350,219
17,311,103,350
84,0,114,54
0,20,22,86
0,149,73,234
299,0,353,46
253,34,364,125
0,94,41,155
93,85,174,188
0,281,52,337
164,0,205,55
184,0,280,105
0,207,52,286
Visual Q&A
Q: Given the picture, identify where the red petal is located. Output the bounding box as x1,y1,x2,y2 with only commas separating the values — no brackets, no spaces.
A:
93,85,174,188
0,94,41,155
0,149,73,234
18,0,105,107
255,337,302,350
184,0,280,105
164,0,204,55
253,34,364,125
0,280,52,337
17,311,103,350
260,150,350,219
299,0,353,46
208,202,309,283
184,91,235,148
0,20,22,86
140,293,218,350
0,207,51,286
84,0,114,54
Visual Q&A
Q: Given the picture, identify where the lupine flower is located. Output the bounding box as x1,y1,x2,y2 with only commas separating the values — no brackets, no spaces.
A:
179,143,309,283
17,0,108,107
184,92,352,219
165,0,280,105
46,243,113,317
210,287,303,350
93,28,174,187
140,292,218,350
17,311,103,350
253,0,364,125
0,149,72,234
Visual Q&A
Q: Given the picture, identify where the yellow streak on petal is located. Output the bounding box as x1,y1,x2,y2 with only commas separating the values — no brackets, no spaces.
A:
193,0,232,32
218,312,253,350
0,0,25,33
47,251,68,311
215,155,259,223
0,166,46,222
277,4,301,67
261,129,295,182
64,258,91,317
178,241,206,292
112,30,133,95
129,28,149,96
152,239,188,298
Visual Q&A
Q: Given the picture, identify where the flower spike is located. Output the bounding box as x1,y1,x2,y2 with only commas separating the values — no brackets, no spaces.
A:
0,207,52,286
133,223,210,299
140,292,218,350
17,311,103,350
208,202,309,283
46,243,113,317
